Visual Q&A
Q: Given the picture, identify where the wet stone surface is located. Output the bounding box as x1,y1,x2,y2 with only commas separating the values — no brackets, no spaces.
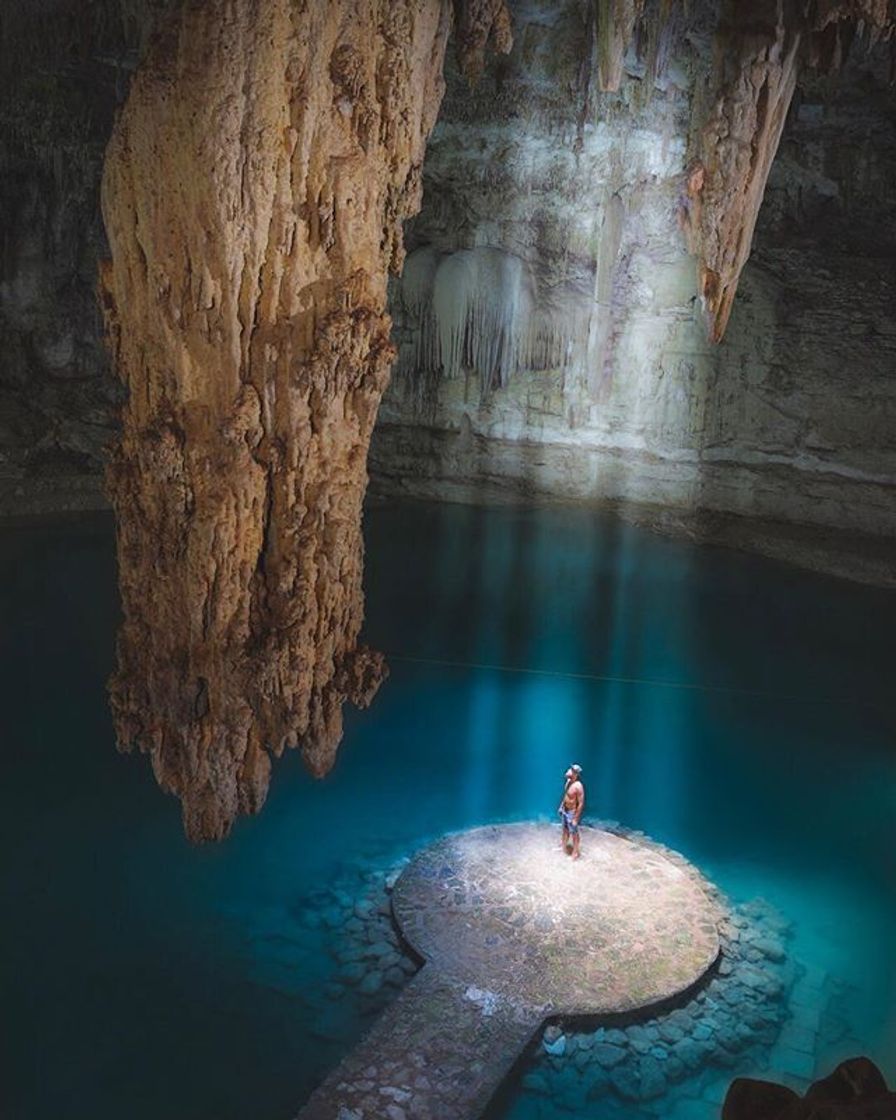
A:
521,901,797,1117
296,823,727,1119
391,823,722,1014
288,824,801,1118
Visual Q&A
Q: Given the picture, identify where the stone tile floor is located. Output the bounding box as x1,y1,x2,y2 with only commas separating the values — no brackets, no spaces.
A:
296,824,723,1120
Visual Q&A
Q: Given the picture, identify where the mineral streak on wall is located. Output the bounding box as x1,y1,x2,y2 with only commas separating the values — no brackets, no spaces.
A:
99,0,510,841
373,0,896,570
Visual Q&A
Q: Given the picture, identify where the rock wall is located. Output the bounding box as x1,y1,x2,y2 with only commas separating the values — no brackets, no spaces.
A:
723,1057,896,1120
0,2,159,514
371,0,896,566
2,0,894,569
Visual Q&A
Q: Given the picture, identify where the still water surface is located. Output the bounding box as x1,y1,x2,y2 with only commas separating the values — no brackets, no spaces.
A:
2,501,894,1119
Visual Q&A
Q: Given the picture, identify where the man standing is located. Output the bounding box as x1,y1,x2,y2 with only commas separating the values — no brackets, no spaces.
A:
558,764,585,859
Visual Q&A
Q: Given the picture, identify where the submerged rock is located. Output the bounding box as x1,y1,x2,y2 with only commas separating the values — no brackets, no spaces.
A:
637,1055,667,1100
358,971,383,996
542,1033,567,1057
593,1043,627,1068
610,1063,641,1100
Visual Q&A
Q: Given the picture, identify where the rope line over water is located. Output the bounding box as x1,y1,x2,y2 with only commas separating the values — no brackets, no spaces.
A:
384,652,877,709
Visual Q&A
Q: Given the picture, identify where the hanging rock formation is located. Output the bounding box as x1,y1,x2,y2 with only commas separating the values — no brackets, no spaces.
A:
100,0,510,841
684,0,895,342
452,0,514,82
595,0,647,91
803,1,896,74
683,1,804,343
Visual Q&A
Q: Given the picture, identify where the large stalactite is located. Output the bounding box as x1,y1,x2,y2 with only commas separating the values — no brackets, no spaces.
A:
452,0,514,81
684,0,803,343
594,0,646,91
100,0,510,841
684,0,895,342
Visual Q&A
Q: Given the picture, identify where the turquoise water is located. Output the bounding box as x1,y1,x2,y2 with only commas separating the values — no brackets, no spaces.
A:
2,501,895,1119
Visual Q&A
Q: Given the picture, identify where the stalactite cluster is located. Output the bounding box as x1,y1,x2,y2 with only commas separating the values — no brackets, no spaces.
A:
805,0,896,69
100,0,462,841
395,246,591,401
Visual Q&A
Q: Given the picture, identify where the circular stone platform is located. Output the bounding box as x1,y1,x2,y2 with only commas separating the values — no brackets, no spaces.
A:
392,822,721,1015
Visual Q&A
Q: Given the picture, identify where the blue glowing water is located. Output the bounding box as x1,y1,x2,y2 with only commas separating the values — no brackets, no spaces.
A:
2,501,894,1120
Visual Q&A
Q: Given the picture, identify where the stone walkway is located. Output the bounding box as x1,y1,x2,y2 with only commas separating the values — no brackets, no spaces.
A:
296,823,721,1120
296,967,539,1120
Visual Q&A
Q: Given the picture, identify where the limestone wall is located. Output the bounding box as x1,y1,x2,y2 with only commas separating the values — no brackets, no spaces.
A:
1,0,894,570
371,0,896,546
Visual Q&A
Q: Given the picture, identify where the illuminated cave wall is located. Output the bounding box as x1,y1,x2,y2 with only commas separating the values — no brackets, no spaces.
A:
370,0,896,553
1,0,895,563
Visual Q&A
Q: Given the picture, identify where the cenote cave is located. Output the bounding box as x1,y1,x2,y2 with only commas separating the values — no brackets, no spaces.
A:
2,2,896,1119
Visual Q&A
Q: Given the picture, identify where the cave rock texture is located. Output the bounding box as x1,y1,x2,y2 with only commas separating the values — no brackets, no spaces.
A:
0,0,893,831
100,0,509,841
685,0,803,343
685,0,896,342
372,0,896,580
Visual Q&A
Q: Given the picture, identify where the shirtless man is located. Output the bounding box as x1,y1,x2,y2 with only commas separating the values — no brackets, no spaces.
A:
558,764,585,859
